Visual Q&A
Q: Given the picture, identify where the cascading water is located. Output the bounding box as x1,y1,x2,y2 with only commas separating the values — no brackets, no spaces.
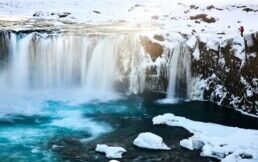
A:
164,43,191,102
0,32,151,107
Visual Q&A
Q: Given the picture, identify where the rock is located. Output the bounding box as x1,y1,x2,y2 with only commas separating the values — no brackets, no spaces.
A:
33,11,44,17
191,32,258,115
140,36,164,60
151,15,159,20
58,12,71,18
133,132,171,150
93,10,101,14
190,14,216,23
206,5,215,10
190,5,199,10
95,144,126,159
153,34,165,41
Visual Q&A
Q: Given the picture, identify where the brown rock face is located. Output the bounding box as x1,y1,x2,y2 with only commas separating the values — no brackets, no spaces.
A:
190,14,216,23
140,36,164,61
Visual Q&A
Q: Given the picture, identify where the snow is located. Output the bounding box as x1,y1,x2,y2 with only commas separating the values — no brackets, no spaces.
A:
0,0,258,43
109,160,120,162
232,36,246,60
186,36,197,49
246,89,253,97
133,132,171,150
192,45,200,60
95,144,126,159
153,113,258,161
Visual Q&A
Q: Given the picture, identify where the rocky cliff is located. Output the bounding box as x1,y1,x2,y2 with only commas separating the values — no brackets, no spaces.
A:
190,32,258,115
142,32,258,116
0,30,257,116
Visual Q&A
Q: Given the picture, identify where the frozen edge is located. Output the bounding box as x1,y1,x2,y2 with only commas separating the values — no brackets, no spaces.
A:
153,113,258,162
95,144,126,159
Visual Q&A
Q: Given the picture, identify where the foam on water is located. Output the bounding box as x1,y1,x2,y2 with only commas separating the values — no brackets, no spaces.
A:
50,110,112,139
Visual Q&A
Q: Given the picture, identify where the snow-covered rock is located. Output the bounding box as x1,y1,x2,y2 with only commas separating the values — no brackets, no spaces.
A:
133,132,171,150
153,113,258,161
95,144,126,159
191,33,258,116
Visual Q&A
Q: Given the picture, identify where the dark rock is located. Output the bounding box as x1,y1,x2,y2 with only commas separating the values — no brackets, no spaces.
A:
33,11,43,17
190,14,216,23
58,12,71,18
207,5,215,10
217,32,225,35
153,34,165,41
216,8,224,11
93,10,101,14
190,5,199,10
192,32,258,115
243,8,255,12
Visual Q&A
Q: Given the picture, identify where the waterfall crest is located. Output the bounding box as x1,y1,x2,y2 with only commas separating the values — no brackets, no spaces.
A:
0,32,150,97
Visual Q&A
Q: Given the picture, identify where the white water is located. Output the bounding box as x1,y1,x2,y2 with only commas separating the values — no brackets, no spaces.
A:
163,43,191,103
0,32,153,116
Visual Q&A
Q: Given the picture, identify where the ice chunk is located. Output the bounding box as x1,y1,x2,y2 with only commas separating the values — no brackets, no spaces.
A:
133,132,170,150
95,144,126,159
153,113,258,161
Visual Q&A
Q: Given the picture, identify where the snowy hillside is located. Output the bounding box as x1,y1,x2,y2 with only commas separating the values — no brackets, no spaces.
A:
0,0,258,39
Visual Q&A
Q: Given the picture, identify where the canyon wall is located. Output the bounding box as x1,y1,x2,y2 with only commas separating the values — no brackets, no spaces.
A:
0,31,257,115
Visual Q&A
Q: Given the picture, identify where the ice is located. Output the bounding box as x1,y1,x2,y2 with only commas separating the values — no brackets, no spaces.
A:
186,36,197,49
109,160,120,162
95,144,126,159
192,46,200,60
153,113,258,161
133,132,171,150
246,89,253,97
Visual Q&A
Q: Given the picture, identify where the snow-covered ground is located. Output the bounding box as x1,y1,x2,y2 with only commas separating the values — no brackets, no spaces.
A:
133,132,171,150
153,113,258,162
0,0,258,40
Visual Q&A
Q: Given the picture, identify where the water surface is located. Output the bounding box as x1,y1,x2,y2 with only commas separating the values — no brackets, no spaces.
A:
0,92,257,162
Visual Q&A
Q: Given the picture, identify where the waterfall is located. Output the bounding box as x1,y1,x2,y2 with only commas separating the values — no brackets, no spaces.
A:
165,43,191,102
0,32,150,99
85,37,118,93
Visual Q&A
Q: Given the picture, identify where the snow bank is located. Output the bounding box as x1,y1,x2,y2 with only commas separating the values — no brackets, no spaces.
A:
153,113,258,161
95,144,126,159
133,132,171,150
109,160,119,162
